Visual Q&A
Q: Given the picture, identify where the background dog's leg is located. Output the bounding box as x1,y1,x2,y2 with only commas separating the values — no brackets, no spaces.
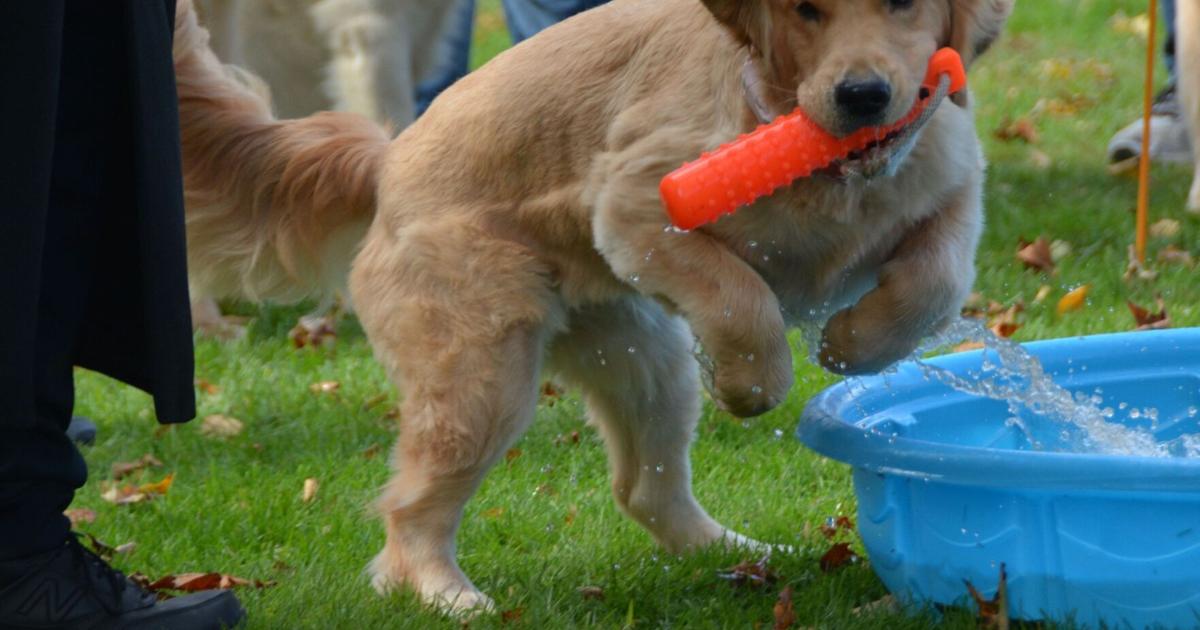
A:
351,223,561,613
1176,0,1200,213
548,298,767,554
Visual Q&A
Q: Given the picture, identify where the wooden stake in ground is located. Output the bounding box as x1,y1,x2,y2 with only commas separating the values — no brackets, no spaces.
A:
1135,0,1159,264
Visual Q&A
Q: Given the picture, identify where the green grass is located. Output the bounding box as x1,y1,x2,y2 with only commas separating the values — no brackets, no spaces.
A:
71,1,1200,628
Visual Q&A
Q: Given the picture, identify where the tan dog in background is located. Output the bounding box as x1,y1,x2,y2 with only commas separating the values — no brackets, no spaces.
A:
1176,1,1200,213
173,0,1011,613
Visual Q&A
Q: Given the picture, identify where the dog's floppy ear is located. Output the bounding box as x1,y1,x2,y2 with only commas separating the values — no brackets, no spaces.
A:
699,0,755,45
947,0,1014,66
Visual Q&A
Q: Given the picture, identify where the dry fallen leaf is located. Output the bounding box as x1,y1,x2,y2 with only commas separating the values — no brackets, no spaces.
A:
302,478,319,503
361,393,389,411
852,595,899,617
1056,285,1091,315
505,448,522,464
818,542,858,573
288,312,338,350
965,564,1010,630
718,556,778,588
200,414,244,439
500,607,525,624
148,572,275,593
994,117,1039,144
1128,298,1171,331
482,507,505,519
773,586,796,630
1150,218,1182,239
987,303,1024,339
577,585,605,600
361,443,383,459
1125,245,1159,281
1033,285,1053,304
195,379,221,395
64,508,97,526
112,454,164,480
101,473,174,506
540,381,563,406
309,380,341,394
1016,237,1055,274
953,341,986,353
1158,245,1195,267
819,515,855,539
553,431,581,446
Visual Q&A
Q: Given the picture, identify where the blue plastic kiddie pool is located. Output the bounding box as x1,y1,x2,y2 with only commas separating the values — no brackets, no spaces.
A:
797,329,1200,629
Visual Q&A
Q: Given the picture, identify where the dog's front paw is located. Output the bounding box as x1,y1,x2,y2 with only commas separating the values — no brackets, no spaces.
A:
818,308,916,376
708,342,793,418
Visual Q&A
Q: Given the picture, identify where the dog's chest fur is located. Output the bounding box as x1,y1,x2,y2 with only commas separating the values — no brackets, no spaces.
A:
711,107,983,323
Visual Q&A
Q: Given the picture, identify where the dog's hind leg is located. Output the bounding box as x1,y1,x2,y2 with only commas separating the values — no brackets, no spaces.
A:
547,297,768,554
1177,0,1200,213
351,221,562,613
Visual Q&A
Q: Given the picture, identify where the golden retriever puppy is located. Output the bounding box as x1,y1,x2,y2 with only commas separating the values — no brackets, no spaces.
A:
173,0,1011,613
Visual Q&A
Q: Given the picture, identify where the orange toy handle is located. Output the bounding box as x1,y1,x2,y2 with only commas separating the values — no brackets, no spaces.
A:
660,48,967,230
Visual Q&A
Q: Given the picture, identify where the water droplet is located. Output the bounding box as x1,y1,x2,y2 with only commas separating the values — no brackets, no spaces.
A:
627,346,637,354
655,463,664,473
629,273,640,284
748,240,759,249
751,385,763,395
773,429,784,440
746,353,755,362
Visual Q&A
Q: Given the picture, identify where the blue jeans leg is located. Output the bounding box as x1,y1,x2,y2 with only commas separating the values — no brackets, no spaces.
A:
415,0,476,117
500,0,609,44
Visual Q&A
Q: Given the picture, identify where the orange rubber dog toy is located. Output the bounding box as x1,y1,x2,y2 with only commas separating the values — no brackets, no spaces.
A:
660,48,968,230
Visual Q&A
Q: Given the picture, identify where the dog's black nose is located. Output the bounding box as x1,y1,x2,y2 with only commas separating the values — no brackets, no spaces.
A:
834,77,892,121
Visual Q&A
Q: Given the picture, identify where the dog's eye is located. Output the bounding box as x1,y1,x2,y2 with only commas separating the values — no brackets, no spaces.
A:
888,0,914,10
795,2,822,21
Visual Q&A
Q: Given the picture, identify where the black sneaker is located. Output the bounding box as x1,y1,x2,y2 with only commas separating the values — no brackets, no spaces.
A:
0,535,244,629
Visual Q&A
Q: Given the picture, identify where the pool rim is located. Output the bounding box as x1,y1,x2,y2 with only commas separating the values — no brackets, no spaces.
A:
796,328,1200,493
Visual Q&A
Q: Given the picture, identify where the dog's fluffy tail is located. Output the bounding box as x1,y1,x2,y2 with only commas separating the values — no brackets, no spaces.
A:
174,0,391,303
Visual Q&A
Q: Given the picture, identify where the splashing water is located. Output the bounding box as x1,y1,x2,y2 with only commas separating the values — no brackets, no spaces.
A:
802,317,1200,458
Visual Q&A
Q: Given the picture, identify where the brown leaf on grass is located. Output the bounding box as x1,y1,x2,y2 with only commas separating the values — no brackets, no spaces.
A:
718,556,778,588
961,292,986,317
540,381,562,405
482,507,505,519
818,543,858,573
819,516,856,539
1150,218,1182,239
993,117,1039,144
554,431,581,446
101,473,174,506
577,585,605,600
309,380,341,394
1016,237,1055,273
195,379,221,395
200,414,244,439
85,534,137,563
302,478,319,503
505,448,522,464
1125,245,1159,281
361,443,383,459
1158,245,1195,267
987,303,1024,339
288,312,338,349
773,586,796,630
500,607,525,624
112,454,164,480
1128,299,1171,331
564,505,578,526
965,564,1010,630
64,508,97,526
148,572,275,593
533,483,557,497
852,595,899,617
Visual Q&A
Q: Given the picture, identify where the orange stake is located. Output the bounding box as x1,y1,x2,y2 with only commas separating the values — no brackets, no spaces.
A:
1136,0,1159,264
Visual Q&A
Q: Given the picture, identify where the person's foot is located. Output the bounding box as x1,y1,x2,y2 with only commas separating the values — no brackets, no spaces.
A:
1108,84,1193,170
0,534,245,629
67,416,97,446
